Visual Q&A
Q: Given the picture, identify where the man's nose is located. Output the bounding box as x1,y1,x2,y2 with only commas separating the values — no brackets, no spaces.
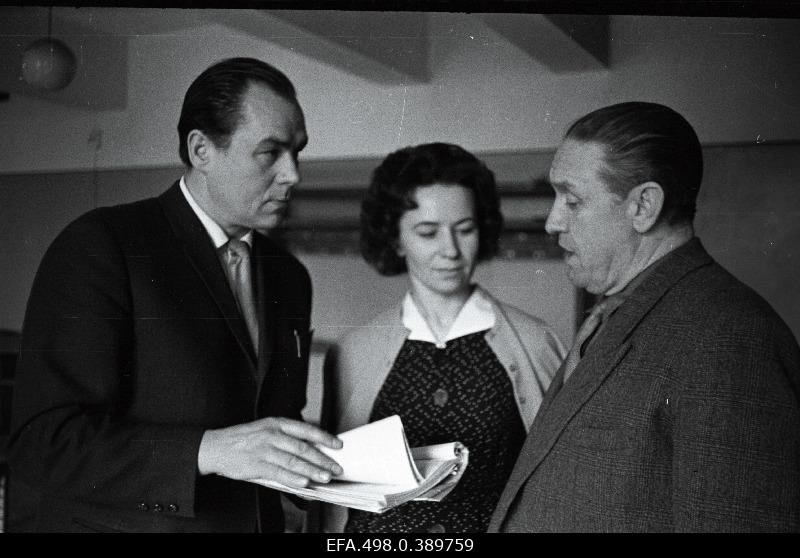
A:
544,199,565,236
277,152,301,188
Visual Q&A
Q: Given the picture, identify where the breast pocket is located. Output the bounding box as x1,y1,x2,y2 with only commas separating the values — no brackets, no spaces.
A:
292,328,313,363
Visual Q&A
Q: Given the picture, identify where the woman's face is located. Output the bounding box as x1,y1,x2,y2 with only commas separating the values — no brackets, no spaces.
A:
397,184,480,298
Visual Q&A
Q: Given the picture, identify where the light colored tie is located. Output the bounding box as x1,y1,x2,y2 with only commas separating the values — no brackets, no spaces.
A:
223,238,259,352
561,294,626,384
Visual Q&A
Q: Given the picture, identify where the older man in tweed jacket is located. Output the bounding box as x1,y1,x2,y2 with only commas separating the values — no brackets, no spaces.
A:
490,102,800,532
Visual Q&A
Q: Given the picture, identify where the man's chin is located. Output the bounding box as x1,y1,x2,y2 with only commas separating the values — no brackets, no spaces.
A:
566,269,594,292
254,214,285,233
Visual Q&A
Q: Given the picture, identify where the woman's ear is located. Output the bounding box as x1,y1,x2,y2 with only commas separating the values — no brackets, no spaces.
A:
186,129,213,170
626,181,665,233
394,240,406,258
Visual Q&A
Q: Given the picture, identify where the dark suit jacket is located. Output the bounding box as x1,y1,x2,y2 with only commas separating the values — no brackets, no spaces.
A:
489,238,800,532
6,182,313,532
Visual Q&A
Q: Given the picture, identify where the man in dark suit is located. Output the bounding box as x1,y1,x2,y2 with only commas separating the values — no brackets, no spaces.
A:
6,57,343,532
489,102,800,532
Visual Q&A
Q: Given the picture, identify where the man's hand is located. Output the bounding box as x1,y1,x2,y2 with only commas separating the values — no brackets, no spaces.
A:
197,417,343,487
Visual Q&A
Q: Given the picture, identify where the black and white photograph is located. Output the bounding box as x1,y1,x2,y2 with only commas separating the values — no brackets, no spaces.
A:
0,0,799,540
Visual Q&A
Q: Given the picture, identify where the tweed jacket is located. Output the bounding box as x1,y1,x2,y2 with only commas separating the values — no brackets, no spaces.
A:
489,238,800,532
7,182,313,532
320,287,565,531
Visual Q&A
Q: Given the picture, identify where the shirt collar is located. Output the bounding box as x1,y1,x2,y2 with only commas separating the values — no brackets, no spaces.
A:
180,176,252,249
402,287,496,349
592,251,664,321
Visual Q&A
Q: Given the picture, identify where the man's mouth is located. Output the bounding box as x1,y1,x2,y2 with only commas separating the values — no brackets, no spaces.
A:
264,199,289,210
560,246,577,264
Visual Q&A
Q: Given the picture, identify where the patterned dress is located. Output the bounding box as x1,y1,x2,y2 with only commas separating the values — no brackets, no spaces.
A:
344,331,526,533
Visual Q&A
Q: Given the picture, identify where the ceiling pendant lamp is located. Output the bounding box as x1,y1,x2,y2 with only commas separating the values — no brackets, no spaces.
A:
21,7,77,92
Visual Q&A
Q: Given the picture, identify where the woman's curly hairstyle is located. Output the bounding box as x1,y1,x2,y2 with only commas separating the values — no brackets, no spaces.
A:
360,142,503,276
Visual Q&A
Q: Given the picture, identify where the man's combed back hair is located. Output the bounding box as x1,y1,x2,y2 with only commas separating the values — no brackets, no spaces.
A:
177,57,298,167
360,142,503,276
565,101,703,225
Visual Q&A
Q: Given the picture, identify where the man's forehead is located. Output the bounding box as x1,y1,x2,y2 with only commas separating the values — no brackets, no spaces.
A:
551,140,607,174
556,139,607,162
236,87,306,143
243,80,299,105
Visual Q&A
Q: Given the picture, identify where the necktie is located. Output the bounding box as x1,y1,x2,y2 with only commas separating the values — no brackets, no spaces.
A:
222,238,259,352
561,294,626,384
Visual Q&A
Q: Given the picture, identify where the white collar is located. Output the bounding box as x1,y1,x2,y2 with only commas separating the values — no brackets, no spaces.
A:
180,176,252,249
402,287,496,349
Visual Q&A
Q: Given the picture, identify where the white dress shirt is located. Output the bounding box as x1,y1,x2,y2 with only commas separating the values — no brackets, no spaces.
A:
179,176,252,248
402,288,496,349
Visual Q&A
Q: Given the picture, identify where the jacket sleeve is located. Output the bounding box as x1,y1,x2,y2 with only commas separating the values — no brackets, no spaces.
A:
320,343,339,433
7,212,205,517
317,344,350,533
672,320,800,532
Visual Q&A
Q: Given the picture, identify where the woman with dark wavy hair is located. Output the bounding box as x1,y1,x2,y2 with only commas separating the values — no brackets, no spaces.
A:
322,143,565,533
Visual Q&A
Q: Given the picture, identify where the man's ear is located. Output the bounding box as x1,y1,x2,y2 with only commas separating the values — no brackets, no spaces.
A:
626,181,664,233
186,129,214,169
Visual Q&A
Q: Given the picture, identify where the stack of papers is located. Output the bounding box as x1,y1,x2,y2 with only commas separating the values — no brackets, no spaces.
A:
253,415,469,513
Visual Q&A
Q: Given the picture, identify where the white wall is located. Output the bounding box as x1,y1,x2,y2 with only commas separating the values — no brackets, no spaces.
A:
1,12,799,174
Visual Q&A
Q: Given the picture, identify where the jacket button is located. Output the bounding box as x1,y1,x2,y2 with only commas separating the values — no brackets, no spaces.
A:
137,502,149,512
168,504,179,513
153,503,164,512
509,363,519,373
427,523,446,533
519,396,527,404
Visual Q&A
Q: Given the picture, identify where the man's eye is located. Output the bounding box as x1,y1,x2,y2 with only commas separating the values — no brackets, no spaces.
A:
565,197,579,207
257,148,280,159
416,230,436,238
456,225,477,235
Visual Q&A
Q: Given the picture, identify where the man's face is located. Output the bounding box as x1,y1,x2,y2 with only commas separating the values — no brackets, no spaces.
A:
203,83,307,236
545,139,638,295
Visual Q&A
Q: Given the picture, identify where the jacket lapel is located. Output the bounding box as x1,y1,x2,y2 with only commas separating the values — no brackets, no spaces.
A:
158,182,258,370
481,288,552,429
492,238,714,528
252,232,277,389
491,339,633,528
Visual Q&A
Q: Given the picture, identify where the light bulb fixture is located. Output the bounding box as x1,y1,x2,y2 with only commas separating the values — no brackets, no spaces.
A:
21,7,77,92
